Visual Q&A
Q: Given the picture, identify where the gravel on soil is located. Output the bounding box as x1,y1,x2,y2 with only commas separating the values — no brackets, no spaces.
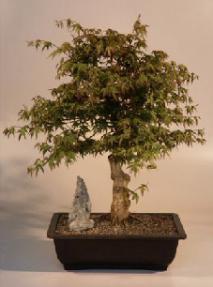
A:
55,213,178,237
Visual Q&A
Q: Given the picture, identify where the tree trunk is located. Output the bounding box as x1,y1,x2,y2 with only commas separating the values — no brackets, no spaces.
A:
108,154,131,223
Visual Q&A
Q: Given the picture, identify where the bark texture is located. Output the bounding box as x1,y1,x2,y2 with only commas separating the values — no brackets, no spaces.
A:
108,155,131,223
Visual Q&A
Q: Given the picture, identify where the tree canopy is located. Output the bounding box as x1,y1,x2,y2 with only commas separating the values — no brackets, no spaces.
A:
4,16,205,178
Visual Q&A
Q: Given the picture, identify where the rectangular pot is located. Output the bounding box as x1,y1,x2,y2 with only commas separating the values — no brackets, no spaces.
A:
47,213,186,271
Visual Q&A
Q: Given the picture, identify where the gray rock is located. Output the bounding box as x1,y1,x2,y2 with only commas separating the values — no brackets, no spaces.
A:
68,176,94,231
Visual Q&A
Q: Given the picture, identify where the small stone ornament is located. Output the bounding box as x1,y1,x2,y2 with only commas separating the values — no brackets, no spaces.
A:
68,176,94,231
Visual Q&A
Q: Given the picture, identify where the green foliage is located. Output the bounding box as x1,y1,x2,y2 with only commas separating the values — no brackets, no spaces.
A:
128,183,149,203
4,16,205,189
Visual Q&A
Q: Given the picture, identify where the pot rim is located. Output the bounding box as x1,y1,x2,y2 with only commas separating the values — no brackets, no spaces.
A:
47,212,187,240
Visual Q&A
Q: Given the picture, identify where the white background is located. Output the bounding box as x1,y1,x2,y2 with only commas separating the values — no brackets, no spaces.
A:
0,0,213,286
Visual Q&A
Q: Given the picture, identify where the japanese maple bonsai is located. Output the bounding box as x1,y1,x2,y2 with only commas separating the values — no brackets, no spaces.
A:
4,16,205,270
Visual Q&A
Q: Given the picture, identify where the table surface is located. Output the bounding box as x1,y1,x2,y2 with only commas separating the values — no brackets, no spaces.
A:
1,211,213,287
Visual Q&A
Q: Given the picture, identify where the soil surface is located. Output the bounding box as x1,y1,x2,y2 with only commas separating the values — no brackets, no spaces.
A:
56,213,178,237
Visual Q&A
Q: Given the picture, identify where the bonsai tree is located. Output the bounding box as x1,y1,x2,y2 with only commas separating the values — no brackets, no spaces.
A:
4,16,205,223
